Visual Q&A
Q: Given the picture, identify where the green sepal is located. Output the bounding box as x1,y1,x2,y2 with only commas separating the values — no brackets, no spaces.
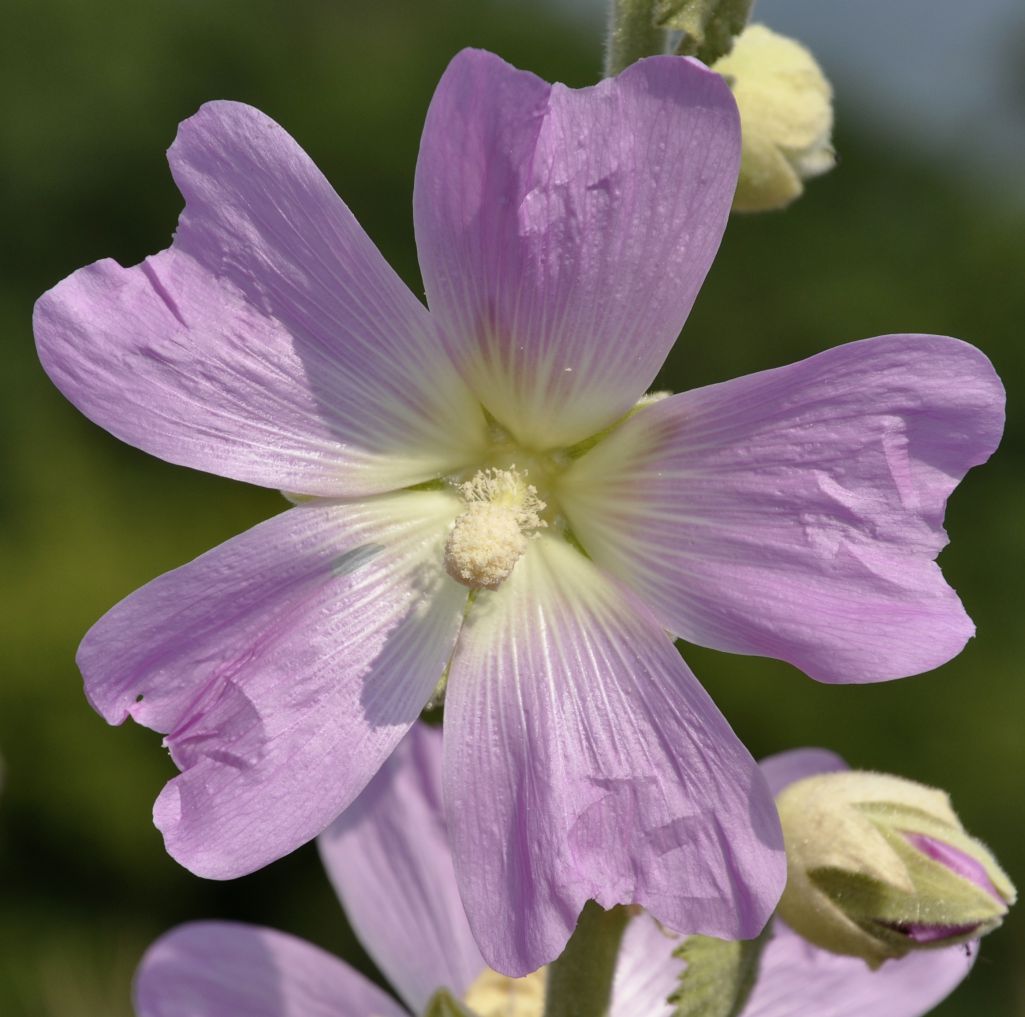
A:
403,478,448,492
422,988,476,1017
669,924,772,1017
855,801,1016,905
810,863,1002,927
808,823,1009,953
655,0,754,64
562,392,670,460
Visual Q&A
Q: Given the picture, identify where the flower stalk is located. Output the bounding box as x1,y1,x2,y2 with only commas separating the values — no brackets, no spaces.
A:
605,0,665,76
543,902,630,1017
606,0,758,78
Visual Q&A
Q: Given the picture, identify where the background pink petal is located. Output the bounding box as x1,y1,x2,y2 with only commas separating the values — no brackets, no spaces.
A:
414,48,740,448
134,921,408,1017
443,535,784,976
34,100,486,498
319,723,485,1014
610,913,685,1017
739,920,975,1017
561,334,1004,683
759,747,848,797
80,492,466,878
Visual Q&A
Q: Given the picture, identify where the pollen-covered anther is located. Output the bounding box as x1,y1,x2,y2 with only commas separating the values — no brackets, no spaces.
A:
463,965,547,1017
444,467,545,590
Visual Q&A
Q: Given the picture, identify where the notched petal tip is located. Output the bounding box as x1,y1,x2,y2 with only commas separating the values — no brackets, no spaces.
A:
81,496,466,882
416,47,743,450
620,51,740,106
37,92,485,500
562,333,1005,686
442,45,548,84
167,98,285,181
443,538,786,974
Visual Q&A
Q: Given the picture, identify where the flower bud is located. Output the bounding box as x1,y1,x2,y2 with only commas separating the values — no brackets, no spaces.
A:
712,24,834,212
775,770,1015,967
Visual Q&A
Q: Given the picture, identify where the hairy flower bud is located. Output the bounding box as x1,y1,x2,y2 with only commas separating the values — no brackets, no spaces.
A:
775,771,1015,966
713,24,834,212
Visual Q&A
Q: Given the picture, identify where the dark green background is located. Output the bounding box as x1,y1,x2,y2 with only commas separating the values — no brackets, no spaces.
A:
1,0,1022,1014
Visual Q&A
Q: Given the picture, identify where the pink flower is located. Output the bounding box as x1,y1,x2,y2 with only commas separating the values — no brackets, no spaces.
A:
134,728,976,1017
136,725,690,1017
34,49,1002,974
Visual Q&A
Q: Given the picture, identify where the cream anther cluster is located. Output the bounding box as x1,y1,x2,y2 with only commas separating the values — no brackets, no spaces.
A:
444,467,546,591
463,965,547,1017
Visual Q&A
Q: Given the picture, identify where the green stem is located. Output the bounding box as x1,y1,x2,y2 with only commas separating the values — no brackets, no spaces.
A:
604,0,665,77
543,902,631,1017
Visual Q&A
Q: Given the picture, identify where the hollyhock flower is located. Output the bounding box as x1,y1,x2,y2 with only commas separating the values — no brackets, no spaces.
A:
34,47,1002,973
134,728,976,1017
134,724,683,1017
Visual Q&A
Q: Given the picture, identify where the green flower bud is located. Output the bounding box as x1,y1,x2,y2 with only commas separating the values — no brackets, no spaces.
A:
776,771,1015,967
712,24,834,213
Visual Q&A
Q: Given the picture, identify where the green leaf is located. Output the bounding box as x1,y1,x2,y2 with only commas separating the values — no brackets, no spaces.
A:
669,925,771,1017
422,988,476,1017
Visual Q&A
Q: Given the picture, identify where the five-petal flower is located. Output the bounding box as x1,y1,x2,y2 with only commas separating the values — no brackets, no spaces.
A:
34,47,1003,975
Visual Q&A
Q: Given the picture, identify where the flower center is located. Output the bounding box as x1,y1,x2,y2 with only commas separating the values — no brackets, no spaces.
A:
444,467,546,591
462,966,547,1017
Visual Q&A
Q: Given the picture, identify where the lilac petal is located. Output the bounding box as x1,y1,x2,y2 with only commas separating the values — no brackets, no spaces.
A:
81,491,466,878
443,534,785,976
739,920,975,1017
904,833,1005,904
134,921,408,1017
887,920,980,944
319,723,485,1014
610,914,685,1017
561,335,1004,683
35,101,486,498
414,49,740,448
759,747,847,798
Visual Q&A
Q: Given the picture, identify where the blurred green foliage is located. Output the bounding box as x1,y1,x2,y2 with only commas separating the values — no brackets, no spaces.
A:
1,0,1022,1014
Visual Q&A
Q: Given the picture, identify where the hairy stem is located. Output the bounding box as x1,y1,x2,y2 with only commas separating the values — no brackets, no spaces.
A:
604,0,664,77
543,902,631,1017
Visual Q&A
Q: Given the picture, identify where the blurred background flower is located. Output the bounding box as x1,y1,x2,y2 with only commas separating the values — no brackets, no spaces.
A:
1,0,1022,1014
